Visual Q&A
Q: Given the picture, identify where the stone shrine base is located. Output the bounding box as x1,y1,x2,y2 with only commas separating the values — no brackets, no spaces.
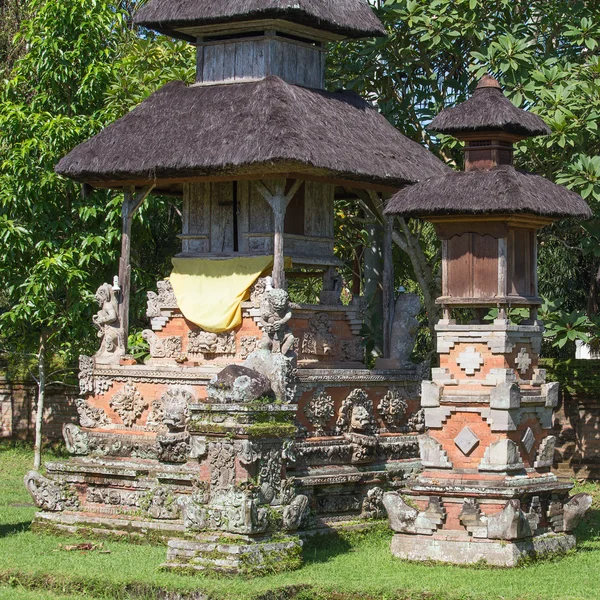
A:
390,532,576,567
163,533,303,575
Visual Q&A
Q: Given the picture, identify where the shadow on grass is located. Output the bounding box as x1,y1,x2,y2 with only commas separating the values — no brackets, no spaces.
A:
0,521,31,538
574,507,600,544
302,529,353,565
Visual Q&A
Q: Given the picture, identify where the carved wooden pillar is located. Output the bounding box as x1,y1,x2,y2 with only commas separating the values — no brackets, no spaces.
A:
254,179,302,289
118,185,154,349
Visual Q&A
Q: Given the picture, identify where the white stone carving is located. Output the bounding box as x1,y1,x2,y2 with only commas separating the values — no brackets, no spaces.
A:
515,348,532,374
109,383,147,428
456,347,484,375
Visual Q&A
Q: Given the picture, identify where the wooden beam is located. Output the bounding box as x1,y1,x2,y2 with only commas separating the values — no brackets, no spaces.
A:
118,184,155,351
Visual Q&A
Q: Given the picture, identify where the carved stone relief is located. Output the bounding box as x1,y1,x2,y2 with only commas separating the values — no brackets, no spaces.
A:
145,486,181,520
142,330,183,360
336,389,376,435
88,487,140,508
361,487,386,519
188,330,236,355
239,336,258,359
78,355,112,396
259,289,295,356
92,282,125,365
304,390,334,436
340,339,363,363
377,390,408,431
301,313,335,357
250,277,270,304
208,442,236,492
24,471,78,512
157,280,177,306
63,423,89,456
109,383,147,428
75,398,110,429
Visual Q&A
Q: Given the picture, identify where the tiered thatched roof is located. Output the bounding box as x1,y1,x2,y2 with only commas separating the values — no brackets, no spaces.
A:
384,165,591,219
428,75,551,138
134,0,387,40
55,76,449,189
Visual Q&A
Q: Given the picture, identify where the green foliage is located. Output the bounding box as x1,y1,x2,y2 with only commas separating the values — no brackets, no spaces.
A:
540,358,600,398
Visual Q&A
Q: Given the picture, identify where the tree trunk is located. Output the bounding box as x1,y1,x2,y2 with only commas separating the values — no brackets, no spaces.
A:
33,331,47,471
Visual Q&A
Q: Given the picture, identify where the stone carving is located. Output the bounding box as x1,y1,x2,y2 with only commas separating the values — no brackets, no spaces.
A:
145,486,181,520
383,492,444,535
377,390,408,431
88,487,140,508
319,266,343,305
456,346,484,375
340,339,363,363
208,364,273,403
146,399,165,432
109,383,147,428
562,493,593,532
390,293,421,365
259,288,295,356
336,389,375,435
316,494,362,514
188,330,236,355
157,432,190,463
283,495,310,530
361,487,385,519
487,500,529,540
24,471,78,512
93,282,125,365
156,387,192,463
208,442,236,492
250,277,270,304
78,355,112,396
407,408,426,433
515,347,532,374
301,313,335,357
244,348,298,404
304,390,334,436
74,432,158,460
238,439,260,466
142,330,183,360
257,448,284,505
75,398,110,429
239,336,258,359
63,423,89,455
146,291,161,318
157,280,177,306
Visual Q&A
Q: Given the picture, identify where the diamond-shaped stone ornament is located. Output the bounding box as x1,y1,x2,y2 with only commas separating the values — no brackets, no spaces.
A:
515,348,532,374
522,427,535,454
454,426,480,455
457,347,484,375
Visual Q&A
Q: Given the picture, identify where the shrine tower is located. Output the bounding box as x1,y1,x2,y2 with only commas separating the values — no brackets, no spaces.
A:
383,75,592,566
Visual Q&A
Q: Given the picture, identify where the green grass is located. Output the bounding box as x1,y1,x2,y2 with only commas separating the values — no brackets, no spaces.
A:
1,442,600,600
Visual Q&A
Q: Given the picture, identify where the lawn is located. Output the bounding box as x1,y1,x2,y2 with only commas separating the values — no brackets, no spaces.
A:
1,443,599,600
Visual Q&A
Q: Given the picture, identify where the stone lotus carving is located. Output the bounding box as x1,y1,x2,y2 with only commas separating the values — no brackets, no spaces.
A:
24,471,78,512
93,282,125,365
302,313,335,357
75,398,110,429
304,390,334,436
377,390,408,431
142,330,183,360
259,288,295,356
63,423,89,456
336,389,376,435
188,330,236,355
109,383,147,428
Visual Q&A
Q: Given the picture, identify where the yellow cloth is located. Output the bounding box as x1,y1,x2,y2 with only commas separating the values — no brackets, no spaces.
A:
170,256,274,333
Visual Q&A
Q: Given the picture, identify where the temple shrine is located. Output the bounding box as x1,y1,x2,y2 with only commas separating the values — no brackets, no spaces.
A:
383,75,592,566
24,0,450,573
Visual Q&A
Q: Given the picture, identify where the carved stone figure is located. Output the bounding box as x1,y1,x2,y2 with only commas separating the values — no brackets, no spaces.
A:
259,289,295,356
244,348,298,403
304,390,334,436
389,292,421,366
157,280,177,306
93,282,125,364
407,408,426,433
562,493,593,532
283,495,310,530
361,487,386,519
208,442,236,492
63,423,89,455
146,291,161,318
145,486,181,520
302,313,335,357
109,383,147,428
75,398,110,429
142,330,183,360
157,431,190,463
188,330,236,355
257,447,283,505
319,266,343,305
156,387,192,463
377,390,408,431
336,389,376,435
24,471,78,512
207,364,273,403
250,277,270,304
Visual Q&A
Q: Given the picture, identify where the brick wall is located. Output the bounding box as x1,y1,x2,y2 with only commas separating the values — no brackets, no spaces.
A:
0,377,78,441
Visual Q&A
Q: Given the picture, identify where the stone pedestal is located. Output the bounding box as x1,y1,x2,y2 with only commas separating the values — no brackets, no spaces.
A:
384,319,591,565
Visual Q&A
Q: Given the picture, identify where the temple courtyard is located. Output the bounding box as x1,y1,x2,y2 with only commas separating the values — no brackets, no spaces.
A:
1,443,598,600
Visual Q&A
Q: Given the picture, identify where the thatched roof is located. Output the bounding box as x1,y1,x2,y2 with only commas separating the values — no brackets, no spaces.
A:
384,165,591,219
428,75,551,138
55,76,449,188
134,0,386,41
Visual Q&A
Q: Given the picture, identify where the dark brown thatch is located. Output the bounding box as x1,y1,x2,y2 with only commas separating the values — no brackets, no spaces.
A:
55,76,449,188
428,75,551,138
384,165,591,219
134,0,386,40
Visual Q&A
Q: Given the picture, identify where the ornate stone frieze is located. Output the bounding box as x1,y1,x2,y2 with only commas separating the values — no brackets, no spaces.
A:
303,390,334,436
142,330,183,360
75,398,110,429
377,390,408,432
336,389,376,435
208,442,236,492
157,431,191,464
144,486,182,520
82,432,159,460
301,313,335,357
316,493,361,514
24,471,78,512
109,383,148,428
188,330,236,355
340,340,363,363
79,355,113,396
87,487,140,508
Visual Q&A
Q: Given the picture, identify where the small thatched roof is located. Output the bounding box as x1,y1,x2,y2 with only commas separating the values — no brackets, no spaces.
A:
55,76,449,188
134,0,386,41
384,165,591,219
428,75,551,138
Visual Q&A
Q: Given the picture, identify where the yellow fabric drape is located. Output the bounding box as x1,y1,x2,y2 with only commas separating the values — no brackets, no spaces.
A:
170,256,274,333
